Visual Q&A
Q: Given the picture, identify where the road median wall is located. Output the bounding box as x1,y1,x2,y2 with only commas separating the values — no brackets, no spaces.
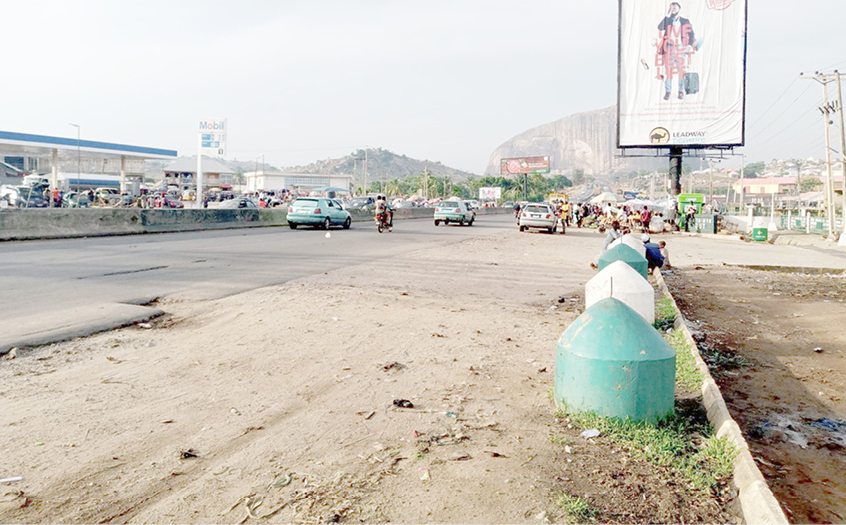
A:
0,206,510,241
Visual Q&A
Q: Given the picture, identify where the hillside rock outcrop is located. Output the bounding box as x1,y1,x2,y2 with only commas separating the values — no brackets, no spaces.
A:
485,105,663,175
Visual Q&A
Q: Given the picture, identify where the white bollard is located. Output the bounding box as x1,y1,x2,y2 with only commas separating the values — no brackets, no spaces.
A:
585,260,655,325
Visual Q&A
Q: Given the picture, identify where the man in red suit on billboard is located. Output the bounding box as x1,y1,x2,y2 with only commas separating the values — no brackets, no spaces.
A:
656,2,699,101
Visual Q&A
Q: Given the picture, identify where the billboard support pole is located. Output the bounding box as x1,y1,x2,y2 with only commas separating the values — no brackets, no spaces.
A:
523,173,528,202
669,146,683,196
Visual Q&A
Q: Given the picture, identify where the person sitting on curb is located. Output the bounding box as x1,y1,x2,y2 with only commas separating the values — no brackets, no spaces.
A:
659,241,671,269
642,234,665,271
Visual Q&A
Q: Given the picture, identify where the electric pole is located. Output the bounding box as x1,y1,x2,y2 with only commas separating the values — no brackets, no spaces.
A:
801,71,839,238
837,71,846,235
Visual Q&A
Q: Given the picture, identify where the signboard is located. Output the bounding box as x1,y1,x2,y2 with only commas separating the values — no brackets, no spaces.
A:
479,187,502,200
199,119,227,156
617,0,747,148
500,156,550,174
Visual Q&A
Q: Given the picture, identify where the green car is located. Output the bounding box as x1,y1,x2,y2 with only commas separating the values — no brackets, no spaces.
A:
434,201,474,226
287,198,352,230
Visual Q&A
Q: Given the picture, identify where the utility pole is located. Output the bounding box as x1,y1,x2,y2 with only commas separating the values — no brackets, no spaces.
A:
364,148,368,195
708,158,714,209
739,155,745,207
801,71,839,238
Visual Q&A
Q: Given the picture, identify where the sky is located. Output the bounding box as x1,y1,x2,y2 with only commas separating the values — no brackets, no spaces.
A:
3,0,845,174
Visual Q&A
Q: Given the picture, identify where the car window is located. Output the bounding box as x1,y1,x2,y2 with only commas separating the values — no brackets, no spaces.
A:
327,200,334,207
293,199,318,208
525,205,549,213
441,202,458,208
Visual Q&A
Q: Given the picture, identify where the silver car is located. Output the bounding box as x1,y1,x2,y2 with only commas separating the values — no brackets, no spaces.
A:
518,203,557,233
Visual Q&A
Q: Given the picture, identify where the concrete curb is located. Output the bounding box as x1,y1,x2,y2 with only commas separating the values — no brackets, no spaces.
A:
0,303,165,355
654,269,788,524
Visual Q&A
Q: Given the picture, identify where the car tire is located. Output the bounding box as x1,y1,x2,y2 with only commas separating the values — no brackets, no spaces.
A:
343,217,351,229
434,219,441,226
289,222,298,229
519,225,526,232
459,218,465,226
323,217,331,230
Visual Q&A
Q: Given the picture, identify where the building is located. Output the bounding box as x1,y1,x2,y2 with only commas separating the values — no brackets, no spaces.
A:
162,157,235,190
243,171,352,193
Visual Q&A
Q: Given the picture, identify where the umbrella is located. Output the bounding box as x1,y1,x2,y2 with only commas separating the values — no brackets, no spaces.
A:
589,192,621,204
311,186,350,193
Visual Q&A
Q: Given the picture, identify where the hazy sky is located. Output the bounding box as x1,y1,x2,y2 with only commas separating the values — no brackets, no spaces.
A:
4,0,844,173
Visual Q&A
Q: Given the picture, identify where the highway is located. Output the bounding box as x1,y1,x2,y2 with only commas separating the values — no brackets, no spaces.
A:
0,214,516,330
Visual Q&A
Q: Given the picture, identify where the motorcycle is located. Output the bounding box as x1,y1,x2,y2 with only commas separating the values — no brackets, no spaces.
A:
375,212,392,233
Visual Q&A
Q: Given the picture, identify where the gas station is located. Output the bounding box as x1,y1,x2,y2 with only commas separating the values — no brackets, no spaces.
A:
0,130,177,199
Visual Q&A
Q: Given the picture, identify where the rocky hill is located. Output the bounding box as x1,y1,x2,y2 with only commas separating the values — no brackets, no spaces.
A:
283,148,475,181
485,105,664,176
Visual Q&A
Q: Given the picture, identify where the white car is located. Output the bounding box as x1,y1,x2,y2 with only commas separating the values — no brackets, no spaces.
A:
518,203,557,233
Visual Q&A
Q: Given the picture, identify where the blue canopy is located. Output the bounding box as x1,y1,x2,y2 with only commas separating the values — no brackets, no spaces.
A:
312,186,350,193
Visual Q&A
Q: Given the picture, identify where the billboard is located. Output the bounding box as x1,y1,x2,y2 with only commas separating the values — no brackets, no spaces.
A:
617,0,747,148
500,156,550,174
479,187,502,200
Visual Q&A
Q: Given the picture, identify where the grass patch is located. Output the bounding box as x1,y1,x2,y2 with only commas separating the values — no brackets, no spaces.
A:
667,329,704,390
654,296,677,324
567,410,737,490
549,434,572,446
556,493,598,524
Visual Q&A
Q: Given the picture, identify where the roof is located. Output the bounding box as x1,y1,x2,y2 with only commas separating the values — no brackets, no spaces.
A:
0,130,176,159
164,156,235,174
735,177,798,186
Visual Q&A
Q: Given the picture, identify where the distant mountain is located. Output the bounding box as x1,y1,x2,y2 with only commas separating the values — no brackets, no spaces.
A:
282,148,476,181
485,105,664,176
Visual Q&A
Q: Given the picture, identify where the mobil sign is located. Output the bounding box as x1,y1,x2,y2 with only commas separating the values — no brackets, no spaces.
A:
199,118,227,156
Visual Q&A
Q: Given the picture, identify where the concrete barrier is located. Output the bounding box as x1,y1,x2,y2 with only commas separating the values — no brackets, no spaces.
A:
0,206,511,241
654,268,789,525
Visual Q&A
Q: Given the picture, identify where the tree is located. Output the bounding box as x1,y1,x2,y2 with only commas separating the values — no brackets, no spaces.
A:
571,168,585,185
799,176,822,192
744,161,765,179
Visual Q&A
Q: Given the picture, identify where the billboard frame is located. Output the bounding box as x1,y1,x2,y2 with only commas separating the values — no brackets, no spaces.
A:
616,0,748,150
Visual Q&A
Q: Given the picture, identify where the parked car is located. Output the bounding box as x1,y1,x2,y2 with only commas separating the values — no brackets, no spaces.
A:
60,191,87,208
345,196,375,212
1,186,49,208
518,203,557,233
395,201,416,208
218,197,257,209
287,197,351,229
433,200,474,226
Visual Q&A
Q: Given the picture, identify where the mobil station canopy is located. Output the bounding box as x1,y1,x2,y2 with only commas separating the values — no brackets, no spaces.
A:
0,130,177,191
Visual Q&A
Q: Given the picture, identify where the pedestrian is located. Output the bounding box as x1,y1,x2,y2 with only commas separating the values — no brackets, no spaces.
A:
659,241,671,269
642,234,665,271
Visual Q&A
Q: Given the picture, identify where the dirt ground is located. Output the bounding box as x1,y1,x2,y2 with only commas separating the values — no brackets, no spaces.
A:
665,264,846,524
2,229,740,524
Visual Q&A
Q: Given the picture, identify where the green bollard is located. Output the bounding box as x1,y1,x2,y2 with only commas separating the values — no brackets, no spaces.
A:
597,244,649,279
555,297,676,423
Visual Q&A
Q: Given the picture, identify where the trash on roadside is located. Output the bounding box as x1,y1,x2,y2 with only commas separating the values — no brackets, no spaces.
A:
0,477,22,484
444,411,458,418
418,467,430,481
450,453,471,461
564,445,573,454
393,399,413,409
180,449,199,459
325,232,331,239
810,418,846,432
270,472,295,488
382,362,406,372
230,408,241,416
814,347,823,353
579,429,601,439
34,442,44,446
485,451,507,458
138,323,153,329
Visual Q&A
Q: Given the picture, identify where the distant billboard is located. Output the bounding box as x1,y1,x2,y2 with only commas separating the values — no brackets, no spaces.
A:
500,156,550,174
479,187,502,200
617,0,747,148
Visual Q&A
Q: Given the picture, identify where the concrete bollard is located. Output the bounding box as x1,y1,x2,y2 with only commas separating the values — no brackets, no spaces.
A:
555,298,676,423
597,244,648,279
586,260,655,324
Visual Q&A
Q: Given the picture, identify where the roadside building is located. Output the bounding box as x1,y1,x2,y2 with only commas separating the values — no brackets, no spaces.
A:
243,170,352,194
162,157,235,191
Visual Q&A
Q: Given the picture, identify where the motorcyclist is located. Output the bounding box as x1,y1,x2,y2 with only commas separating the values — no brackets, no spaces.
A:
374,195,392,231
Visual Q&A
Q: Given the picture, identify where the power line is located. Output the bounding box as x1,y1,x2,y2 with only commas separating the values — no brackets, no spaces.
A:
747,83,814,141
752,102,821,149
746,77,798,129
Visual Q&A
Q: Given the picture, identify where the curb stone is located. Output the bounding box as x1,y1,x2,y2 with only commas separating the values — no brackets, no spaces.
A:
654,268,789,525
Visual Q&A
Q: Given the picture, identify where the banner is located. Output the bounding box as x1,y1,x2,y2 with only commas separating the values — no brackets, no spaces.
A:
500,156,550,174
479,187,502,200
617,0,746,147
199,119,227,156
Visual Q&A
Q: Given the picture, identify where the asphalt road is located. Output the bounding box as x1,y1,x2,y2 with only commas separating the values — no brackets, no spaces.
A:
0,214,516,325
